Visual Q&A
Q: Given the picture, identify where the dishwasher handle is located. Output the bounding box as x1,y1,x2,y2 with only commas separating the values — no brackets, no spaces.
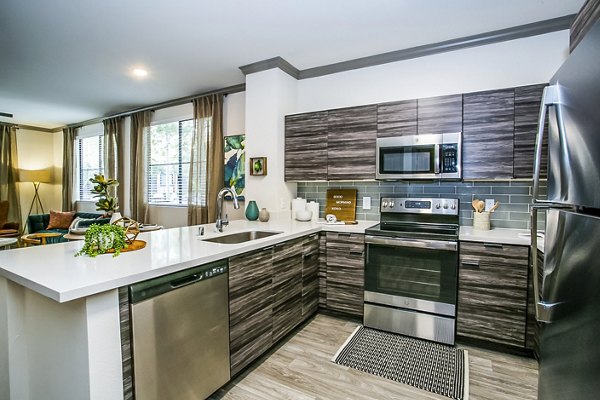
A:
170,273,202,288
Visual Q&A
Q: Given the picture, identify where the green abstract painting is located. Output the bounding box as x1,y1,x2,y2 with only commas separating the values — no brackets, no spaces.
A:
224,134,245,200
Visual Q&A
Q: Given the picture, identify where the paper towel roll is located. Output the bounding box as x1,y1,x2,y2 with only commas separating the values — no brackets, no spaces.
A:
291,197,307,220
307,201,319,222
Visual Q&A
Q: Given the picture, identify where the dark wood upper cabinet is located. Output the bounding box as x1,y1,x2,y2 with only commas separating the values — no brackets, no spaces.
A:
514,84,548,179
377,99,417,137
417,94,463,134
327,105,377,180
463,89,515,179
284,111,328,181
570,0,600,52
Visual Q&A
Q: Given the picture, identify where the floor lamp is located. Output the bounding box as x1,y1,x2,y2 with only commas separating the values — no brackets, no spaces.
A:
19,169,53,233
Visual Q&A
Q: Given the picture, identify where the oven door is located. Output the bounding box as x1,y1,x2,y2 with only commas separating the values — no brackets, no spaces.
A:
364,235,458,316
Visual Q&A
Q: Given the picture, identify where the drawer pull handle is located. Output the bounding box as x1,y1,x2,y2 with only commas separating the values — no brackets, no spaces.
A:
483,242,503,249
350,251,364,256
461,260,480,269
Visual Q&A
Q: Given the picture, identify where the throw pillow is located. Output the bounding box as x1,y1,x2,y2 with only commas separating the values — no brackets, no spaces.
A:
46,210,76,230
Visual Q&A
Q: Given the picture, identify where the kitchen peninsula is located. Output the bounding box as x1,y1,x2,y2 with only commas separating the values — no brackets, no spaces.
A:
0,217,373,400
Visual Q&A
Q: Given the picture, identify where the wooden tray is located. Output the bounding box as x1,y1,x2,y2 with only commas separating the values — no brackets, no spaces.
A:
106,240,146,253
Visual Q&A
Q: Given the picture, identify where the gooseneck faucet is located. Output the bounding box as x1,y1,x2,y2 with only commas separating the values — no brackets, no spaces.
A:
215,187,240,232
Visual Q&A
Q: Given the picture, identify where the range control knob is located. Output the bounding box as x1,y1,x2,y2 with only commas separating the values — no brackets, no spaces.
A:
382,201,388,208
389,201,395,208
435,203,441,209
443,203,449,209
451,203,456,210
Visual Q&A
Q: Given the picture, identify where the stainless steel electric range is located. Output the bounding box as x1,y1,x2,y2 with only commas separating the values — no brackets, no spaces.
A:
364,197,459,345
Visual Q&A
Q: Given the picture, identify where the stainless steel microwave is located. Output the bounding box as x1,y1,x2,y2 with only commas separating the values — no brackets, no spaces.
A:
376,132,462,180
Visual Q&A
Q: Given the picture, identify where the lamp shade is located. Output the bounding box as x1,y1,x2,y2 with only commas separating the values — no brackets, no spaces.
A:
18,168,52,183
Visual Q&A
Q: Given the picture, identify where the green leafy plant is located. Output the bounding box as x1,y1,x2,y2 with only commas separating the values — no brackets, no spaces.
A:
75,224,128,257
90,174,119,213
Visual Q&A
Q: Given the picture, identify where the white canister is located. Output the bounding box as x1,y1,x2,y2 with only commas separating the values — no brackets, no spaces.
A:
473,212,491,231
291,197,307,220
306,201,319,222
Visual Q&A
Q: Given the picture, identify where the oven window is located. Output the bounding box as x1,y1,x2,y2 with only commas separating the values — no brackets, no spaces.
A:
379,146,434,174
365,243,457,304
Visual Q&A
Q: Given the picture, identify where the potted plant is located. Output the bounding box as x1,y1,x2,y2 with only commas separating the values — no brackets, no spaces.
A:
75,224,128,257
90,174,119,216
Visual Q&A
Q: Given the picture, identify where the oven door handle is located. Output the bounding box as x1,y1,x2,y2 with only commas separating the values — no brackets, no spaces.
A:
365,235,457,251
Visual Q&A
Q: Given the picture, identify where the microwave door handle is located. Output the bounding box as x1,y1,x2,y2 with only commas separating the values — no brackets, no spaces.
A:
434,144,441,174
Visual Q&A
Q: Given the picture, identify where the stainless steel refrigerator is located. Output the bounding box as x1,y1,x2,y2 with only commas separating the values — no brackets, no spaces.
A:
531,18,600,400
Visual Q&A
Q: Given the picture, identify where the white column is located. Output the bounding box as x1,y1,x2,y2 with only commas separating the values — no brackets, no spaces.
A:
245,68,298,217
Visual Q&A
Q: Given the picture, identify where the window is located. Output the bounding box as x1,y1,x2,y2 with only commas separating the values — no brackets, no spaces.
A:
146,119,194,205
77,135,104,201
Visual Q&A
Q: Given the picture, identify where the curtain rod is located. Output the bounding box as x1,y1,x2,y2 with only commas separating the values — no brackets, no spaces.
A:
67,83,246,129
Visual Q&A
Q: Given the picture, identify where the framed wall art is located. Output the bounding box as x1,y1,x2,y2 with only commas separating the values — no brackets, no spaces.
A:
250,157,267,176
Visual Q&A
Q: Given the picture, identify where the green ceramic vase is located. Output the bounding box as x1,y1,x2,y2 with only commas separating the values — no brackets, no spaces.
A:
245,200,259,221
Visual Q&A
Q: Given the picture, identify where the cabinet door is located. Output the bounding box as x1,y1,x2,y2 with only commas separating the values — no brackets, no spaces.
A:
229,247,273,375
570,0,600,52
417,94,462,135
318,233,327,308
272,239,303,343
302,234,320,317
526,249,544,358
457,242,529,348
285,111,328,181
463,89,515,179
326,232,365,318
377,99,417,137
327,105,377,180
514,84,548,179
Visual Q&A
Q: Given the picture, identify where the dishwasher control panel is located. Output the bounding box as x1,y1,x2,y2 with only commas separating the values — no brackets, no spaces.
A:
205,264,228,278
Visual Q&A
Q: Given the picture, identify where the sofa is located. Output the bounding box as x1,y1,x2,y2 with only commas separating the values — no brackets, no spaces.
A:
27,212,111,244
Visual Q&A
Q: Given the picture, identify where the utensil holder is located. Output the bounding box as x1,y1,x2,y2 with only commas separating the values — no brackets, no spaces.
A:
473,212,491,231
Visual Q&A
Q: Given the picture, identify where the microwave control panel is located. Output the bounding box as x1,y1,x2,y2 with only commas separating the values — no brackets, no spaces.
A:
441,144,459,173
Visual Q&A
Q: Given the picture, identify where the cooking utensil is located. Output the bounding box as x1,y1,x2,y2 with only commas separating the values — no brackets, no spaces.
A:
477,200,485,213
471,200,480,212
489,201,500,213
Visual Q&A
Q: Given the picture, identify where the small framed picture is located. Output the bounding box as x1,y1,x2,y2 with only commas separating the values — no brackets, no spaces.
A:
250,157,267,176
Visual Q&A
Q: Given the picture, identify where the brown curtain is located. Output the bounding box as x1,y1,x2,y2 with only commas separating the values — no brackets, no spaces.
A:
61,127,78,210
103,117,124,212
0,124,21,223
188,94,224,225
130,111,151,223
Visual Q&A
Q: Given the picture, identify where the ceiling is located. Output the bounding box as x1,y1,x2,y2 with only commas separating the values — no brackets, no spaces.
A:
0,0,584,129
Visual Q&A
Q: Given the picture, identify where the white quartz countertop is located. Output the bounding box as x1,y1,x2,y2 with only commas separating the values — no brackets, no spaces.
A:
0,217,377,303
460,226,545,252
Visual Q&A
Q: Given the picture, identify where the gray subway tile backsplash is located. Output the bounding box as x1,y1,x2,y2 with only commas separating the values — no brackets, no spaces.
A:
296,179,543,230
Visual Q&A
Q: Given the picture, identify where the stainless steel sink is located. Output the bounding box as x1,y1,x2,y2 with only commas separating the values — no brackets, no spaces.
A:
202,230,282,244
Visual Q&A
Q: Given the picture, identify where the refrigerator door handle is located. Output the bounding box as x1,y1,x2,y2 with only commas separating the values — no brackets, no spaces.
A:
530,204,571,323
532,85,560,203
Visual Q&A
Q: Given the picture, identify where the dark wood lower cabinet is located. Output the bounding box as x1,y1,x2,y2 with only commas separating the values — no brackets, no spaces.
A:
229,247,274,376
302,234,320,317
318,233,327,308
325,232,365,318
228,234,321,376
526,249,544,358
272,239,303,343
457,241,529,349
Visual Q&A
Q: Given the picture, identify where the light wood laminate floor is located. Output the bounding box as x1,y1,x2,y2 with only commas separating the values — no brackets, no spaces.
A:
212,314,538,400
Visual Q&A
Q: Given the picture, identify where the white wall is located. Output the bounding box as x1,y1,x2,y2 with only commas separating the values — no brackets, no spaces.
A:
296,31,569,111
15,128,63,229
245,69,297,217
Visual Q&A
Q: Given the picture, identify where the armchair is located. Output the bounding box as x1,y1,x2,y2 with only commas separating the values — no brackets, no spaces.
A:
0,200,19,238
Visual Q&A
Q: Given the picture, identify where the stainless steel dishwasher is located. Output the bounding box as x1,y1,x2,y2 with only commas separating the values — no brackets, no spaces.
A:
129,260,230,400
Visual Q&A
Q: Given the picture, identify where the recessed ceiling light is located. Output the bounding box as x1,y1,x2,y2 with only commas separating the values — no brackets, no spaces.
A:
131,67,148,78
